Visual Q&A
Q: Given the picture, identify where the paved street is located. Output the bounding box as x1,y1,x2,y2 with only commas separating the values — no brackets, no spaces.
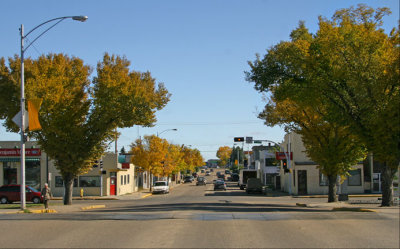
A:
0,171,399,248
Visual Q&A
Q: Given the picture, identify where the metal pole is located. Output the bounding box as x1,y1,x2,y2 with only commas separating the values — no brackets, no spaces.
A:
288,133,292,195
20,24,26,210
370,153,373,193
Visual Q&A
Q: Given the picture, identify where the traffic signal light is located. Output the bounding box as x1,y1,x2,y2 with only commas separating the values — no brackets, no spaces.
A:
100,160,103,168
234,137,244,142
282,159,289,173
93,160,98,168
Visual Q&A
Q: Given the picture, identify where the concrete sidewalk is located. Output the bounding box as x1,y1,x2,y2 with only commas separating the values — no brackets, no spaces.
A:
0,183,184,214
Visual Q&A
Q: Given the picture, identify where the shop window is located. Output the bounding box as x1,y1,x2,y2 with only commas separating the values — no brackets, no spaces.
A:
79,176,100,187
26,161,40,190
319,170,329,186
55,176,78,187
265,174,274,185
121,175,123,185
348,169,362,186
128,175,130,184
124,175,127,185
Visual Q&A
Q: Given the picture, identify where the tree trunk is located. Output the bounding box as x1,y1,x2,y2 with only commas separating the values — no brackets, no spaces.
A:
327,174,338,202
381,163,397,206
63,175,74,205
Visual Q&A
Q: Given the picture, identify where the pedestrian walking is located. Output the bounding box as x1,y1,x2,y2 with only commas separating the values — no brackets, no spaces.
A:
41,183,52,210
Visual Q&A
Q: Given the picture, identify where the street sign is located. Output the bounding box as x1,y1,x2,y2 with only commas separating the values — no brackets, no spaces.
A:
254,140,262,144
12,109,28,130
275,152,293,160
245,137,253,144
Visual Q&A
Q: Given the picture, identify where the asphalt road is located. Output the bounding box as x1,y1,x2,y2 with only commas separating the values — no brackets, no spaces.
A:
1,170,399,248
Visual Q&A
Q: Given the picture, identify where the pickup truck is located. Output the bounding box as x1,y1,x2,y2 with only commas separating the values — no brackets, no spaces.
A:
239,169,259,190
246,178,263,194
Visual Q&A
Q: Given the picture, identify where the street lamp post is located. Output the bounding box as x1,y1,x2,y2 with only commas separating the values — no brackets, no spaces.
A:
157,128,177,137
19,15,87,210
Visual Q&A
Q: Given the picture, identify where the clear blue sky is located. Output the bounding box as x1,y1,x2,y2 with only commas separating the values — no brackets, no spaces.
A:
1,0,398,160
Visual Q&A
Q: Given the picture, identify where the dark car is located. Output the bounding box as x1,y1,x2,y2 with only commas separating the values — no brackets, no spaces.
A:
184,176,194,183
214,180,227,191
231,173,239,182
225,169,231,175
0,184,43,204
196,177,207,186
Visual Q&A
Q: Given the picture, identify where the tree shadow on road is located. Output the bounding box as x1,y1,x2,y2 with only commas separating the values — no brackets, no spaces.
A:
90,201,331,213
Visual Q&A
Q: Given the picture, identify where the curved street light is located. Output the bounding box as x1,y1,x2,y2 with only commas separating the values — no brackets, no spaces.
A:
19,15,88,210
157,128,177,137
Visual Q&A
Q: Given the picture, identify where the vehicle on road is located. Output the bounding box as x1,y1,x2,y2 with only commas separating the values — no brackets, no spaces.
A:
205,171,210,176
246,178,263,194
152,181,170,194
184,176,194,183
225,169,231,175
0,184,43,204
213,180,227,191
239,169,259,190
196,177,207,186
201,169,205,173
192,172,198,178
230,173,239,182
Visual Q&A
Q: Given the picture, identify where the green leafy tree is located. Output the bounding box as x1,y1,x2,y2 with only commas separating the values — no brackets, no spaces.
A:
0,53,170,204
260,97,366,201
216,146,232,166
246,4,399,206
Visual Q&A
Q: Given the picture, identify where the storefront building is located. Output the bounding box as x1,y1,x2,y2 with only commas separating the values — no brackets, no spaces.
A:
0,141,137,197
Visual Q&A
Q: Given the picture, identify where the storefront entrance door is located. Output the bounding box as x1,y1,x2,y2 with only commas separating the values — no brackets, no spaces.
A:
110,172,117,195
298,170,307,195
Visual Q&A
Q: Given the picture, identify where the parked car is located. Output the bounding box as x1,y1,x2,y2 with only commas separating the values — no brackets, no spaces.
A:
201,169,205,173
196,177,207,186
246,178,263,194
214,180,227,191
152,181,170,194
192,172,198,178
225,169,231,175
184,176,194,183
205,172,211,176
0,184,43,204
210,169,214,172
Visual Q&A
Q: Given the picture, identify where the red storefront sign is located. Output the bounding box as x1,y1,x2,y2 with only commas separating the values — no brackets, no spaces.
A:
0,148,41,157
275,152,293,160
121,163,130,169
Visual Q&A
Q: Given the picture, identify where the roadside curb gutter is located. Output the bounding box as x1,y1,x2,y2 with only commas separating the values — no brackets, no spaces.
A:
81,205,106,211
141,193,152,199
296,203,377,212
6,209,57,214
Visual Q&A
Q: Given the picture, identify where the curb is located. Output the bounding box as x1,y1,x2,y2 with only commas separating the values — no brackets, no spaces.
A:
332,207,377,212
141,193,152,199
5,209,57,214
81,205,106,211
293,194,382,198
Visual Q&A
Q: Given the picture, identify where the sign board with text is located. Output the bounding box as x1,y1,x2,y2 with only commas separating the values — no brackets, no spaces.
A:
0,148,41,157
275,152,293,160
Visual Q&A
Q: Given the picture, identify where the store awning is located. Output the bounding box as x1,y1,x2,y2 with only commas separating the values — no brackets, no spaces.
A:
0,158,40,162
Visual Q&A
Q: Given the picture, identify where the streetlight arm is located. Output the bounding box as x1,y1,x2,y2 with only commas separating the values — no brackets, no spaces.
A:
23,16,88,53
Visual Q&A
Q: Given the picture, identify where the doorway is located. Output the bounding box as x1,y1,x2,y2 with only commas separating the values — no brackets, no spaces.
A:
298,170,307,195
110,172,117,195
